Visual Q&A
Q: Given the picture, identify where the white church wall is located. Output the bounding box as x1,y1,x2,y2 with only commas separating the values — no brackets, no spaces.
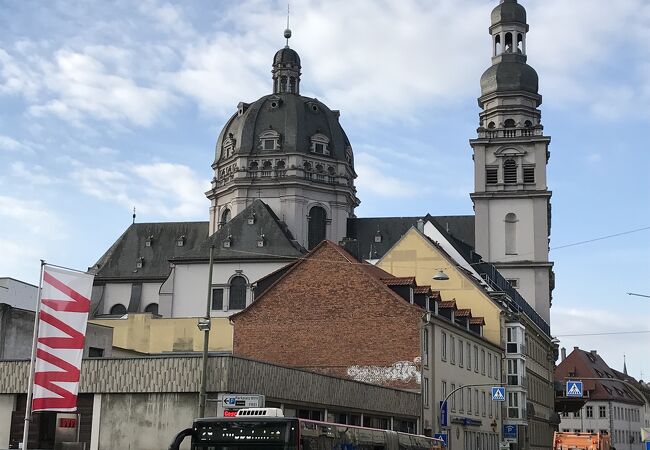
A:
171,261,290,318
140,283,161,311
485,198,536,262
103,283,132,314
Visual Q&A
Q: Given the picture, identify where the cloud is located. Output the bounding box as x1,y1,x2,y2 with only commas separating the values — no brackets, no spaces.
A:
354,152,425,198
74,162,210,219
0,195,64,237
11,161,61,185
0,135,23,152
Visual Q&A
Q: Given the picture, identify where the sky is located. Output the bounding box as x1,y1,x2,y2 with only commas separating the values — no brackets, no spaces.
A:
0,0,649,378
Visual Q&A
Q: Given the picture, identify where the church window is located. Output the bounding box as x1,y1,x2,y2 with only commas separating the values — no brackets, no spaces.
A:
221,208,231,225
494,35,501,56
307,206,327,250
110,304,127,316
222,133,236,158
486,167,498,185
505,213,518,255
503,159,517,184
523,165,535,183
280,76,287,93
524,120,533,128
261,160,272,177
211,288,224,310
488,121,496,129
229,275,247,310
276,160,286,177
505,32,513,53
144,303,159,315
303,161,313,180
259,129,281,151
310,133,330,155
517,34,524,53
504,119,516,128
289,77,297,93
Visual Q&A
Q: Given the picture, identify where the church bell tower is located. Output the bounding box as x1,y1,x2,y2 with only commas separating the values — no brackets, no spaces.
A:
470,0,554,322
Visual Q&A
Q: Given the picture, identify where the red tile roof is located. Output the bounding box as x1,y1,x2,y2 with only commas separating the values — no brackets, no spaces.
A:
439,300,457,309
469,317,485,325
456,309,472,318
414,285,432,295
430,291,442,301
381,276,416,287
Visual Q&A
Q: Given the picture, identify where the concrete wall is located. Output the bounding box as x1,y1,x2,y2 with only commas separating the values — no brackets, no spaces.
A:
97,393,205,450
377,228,504,347
0,278,38,310
90,313,233,354
0,394,15,448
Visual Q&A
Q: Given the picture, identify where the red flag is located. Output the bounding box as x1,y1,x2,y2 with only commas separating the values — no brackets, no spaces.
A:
32,265,94,412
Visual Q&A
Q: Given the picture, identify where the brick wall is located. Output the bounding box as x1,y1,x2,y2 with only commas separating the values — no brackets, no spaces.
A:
233,241,423,389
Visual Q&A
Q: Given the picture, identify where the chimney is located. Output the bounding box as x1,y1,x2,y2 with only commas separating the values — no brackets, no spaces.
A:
338,237,361,261
590,350,598,357
561,347,566,362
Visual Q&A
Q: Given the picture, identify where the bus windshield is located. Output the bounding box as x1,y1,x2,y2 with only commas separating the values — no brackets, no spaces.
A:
192,419,297,450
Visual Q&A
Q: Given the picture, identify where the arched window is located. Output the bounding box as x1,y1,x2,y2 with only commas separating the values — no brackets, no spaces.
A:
505,213,518,255
503,159,517,184
488,121,496,129
229,276,247,310
505,33,513,53
110,304,127,316
221,208,231,225
308,206,327,250
494,35,501,56
504,119,516,128
144,303,159,315
517,33,524,53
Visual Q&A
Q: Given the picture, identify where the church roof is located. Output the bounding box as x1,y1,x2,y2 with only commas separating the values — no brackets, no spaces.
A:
346,215,475,260
91,221,209,281
173,199,305,262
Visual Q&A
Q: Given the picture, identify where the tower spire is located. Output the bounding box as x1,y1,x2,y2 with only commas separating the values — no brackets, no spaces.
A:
285,3,291,48
272,4,301,95
623,354,628,375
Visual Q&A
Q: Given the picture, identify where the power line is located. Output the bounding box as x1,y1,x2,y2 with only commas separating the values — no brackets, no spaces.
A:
550,226,650,251
555,330,650,338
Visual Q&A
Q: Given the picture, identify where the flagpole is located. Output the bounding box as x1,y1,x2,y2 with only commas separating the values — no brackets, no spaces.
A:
22,260,46,450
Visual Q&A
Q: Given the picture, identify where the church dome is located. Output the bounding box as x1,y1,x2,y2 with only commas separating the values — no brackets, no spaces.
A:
480,54,538,96
214,93,352,164
274,47,301,66
491,0,526,26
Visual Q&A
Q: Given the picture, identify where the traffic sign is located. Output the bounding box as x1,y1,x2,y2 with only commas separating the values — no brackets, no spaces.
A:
439,401,448,427
434,433,448,447
644,441,649,450
566,381,583,397
503,424,517,443
492,387,506,401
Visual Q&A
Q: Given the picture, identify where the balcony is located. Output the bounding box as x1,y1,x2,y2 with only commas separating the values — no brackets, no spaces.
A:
478,127,542,139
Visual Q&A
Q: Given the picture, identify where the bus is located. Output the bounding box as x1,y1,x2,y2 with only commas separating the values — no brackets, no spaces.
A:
169,408,445,450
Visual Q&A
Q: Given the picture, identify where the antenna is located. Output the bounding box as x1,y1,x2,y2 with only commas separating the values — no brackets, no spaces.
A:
132,207,136,224
284,3,292,48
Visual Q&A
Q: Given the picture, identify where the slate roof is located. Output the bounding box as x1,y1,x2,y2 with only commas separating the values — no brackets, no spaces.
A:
91,221,208,281
346,214,475,261
173,199,305,262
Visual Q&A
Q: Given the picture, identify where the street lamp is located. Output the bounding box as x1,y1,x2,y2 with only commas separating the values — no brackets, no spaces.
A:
433,270,449,281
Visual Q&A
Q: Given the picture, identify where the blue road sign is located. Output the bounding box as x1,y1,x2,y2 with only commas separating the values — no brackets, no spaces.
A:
645,441,649,450
503,424,517,440
439,401,448,427
434,433,448,447
492,387,506,401
566,380,583,397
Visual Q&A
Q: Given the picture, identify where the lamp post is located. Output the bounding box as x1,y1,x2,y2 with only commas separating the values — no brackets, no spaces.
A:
438,383,506,436
198,245,215,418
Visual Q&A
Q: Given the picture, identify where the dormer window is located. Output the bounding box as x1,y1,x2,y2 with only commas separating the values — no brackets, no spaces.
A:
176,235,185,247
259,129,281,151
222,133,236,158
247,212,256,225
374,230,382,243
136,257,144,268
145,235,154,247
257,233,265,247
310,133,330,156
223,235,232,248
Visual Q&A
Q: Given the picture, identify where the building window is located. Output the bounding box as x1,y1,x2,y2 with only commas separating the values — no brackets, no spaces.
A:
599,406,606,418
586,406,593,418
508,392,519,419
221,208,231,226
144,303,159,315
211,288,224,310
507,278,519,289
229,276,247,310
310,133,330,155
467,342,471,370
422,328,429,366
503,158,517,184
307,206,327,250
88,347,104,358
459,385,464,412
451,384,456,411
458,339,464,367
259,129,281,151
441,331,447,361
474,345,479,372
505,213,518,255
450,336,456,364
523,165,535,183
481,349,486,374
109,304,127,316
468,387,472,412
423,377,429,406
574,409,581,418
442,381,447,403
482,391,486,417
488,354,492,377
486,167,498,185
474,389,479,415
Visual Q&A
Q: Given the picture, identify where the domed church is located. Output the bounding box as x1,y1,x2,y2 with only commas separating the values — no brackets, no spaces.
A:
207,31,359,251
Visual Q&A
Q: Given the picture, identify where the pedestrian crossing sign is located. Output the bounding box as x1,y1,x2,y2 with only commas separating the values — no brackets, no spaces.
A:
491,387,506,401
566,380,583,397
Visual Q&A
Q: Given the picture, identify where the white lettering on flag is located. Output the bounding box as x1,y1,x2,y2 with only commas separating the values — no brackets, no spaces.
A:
32,266,94,412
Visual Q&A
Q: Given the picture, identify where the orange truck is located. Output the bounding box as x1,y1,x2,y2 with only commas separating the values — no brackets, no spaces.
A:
553,432,613,450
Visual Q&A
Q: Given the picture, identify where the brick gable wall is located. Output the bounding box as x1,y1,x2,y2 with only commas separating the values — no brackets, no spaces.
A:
233,242,422,389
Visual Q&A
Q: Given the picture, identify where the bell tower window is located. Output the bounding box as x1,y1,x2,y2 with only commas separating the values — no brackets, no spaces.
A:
494,35,501,56
486,167,498,185
505,32,513,53
220,208,231,227
310,133,330,155
505,213,518,255
503,159,518,184
307,206,327,250
523,165,535,184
